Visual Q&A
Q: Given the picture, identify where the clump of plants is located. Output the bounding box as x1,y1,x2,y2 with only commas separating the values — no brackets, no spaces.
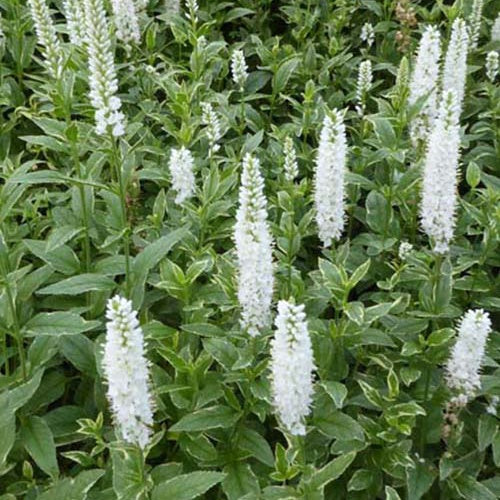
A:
0,1,498,499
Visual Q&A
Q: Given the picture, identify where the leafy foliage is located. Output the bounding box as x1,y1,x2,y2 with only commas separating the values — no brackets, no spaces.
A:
0,0,499,499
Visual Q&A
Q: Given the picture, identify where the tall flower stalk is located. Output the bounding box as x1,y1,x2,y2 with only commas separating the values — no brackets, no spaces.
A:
234,154,274,336
283,136,298,182
63,0,85,46
110,0,141,52
27,0,64,79
408,26,441,145
83,0,126,137
103,296,154,449
420,89,461,254
270,300,315,436
314,110,348,247
355,60,372,115
442,18,469,114
445,309,492,407
168,147,196,205
468,0,483,50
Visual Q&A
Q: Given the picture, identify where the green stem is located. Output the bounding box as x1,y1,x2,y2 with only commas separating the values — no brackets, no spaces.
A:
110,136,132,297
419,366,431,456
5,282,26,379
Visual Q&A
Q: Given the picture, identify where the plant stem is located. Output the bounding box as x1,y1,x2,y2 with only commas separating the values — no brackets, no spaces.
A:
5,281,26,379
110,136,132,297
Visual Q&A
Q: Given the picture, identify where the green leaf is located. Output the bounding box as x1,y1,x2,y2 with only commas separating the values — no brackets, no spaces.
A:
111,446,148,500
170,406,241,432
24,240,80,275
315,411,364,442
453,475,496,500
385,485,402,499
238,428,274,467
181,323,225,338
58,334,96,375
273,57,300,94
222,462,260,500
37,469,104,500
366,191,392,234
307,452,356,490
320,381,348,409
21,416,59,479
152,471,226,500
37,274,116,295
0,413,15,468
406,461,436,500
478,414,498,452
131,227,189,309
22,312,99,337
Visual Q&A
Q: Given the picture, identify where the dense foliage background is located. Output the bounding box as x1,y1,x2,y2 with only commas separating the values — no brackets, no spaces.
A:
0,0,499,498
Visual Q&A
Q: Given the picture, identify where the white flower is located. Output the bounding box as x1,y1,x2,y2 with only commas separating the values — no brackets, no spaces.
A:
356,60,372,115
111,0,141,50
398,241,413,260
231,49,248,91
486,396,499,416
442,18,469,113
62,0,85,46
314,110,348,247
420,89,461,254
27,0,64,79
234,154,274,336
168,147,195,205
492,14,500,42
486,51,499,82
83,0,126,137
360,22,375,47
201,102,222,156
270,300,316,436
283,136,298,182
408,26,441,144
135,0,149,10
468,0,483,50
103,296,154,449
445,309,492,407
185,0,198,23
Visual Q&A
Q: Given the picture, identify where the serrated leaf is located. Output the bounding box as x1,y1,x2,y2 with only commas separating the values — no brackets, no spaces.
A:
307,452,356,490
21,416,59,479
22,312,99,337
170,406,241,432
37,274,116,295
152,471,226,500
238,428,274,467
131,226,189,309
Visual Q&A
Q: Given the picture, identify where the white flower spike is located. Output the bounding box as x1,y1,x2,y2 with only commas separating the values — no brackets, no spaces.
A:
356,60,372,115
314,110,348,247
110,0,141,51
234,154,274,336
408,26,441,144
420,89,461,254
231,49,248,91
27,0,64,79
445,309,492,407
486,51,499,82
103,296,154,449
283,136,298,182
442,18,469,113
201,102,222,156
270,300,316,436
168,147,196,205
468,0,483,50
83,0,126,137
63,0,85,46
